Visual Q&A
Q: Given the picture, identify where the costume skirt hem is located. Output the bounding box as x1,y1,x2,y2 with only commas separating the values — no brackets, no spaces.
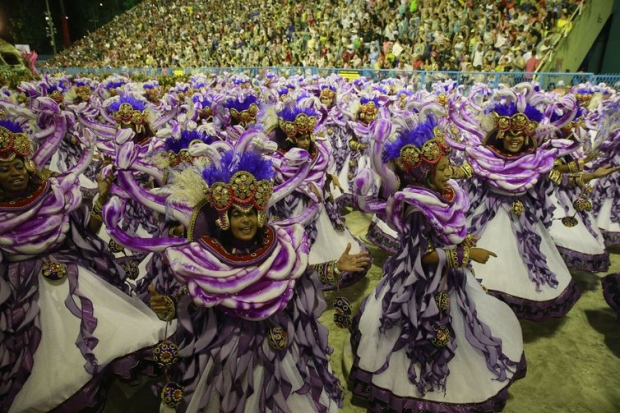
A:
49,345,159,413
602,273,620,325
348,354,526,413
556,246,610,272
486,279,581,321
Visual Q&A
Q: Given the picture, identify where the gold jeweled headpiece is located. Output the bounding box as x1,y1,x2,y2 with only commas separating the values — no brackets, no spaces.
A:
320,88,337,105
494,112,539,139
277,111,318,142
112,103,148,133
396,127,451,172
230,103,259,127
574,93,592,105
205,171,273,230
0,126,33,162
358,101,378,124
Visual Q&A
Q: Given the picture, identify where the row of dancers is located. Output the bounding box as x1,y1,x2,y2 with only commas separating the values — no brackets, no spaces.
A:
0,71,619,413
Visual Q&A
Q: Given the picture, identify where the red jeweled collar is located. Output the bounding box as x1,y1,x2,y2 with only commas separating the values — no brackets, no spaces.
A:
199,226,277,267
0,181,50,211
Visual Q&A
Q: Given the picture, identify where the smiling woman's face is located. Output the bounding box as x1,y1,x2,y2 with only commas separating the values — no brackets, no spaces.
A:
502,130,526,154
229,205,258,242
0,158,30,195
430,156,452,192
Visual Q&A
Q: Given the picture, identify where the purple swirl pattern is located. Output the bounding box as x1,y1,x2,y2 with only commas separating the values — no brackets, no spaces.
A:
165,224,309,320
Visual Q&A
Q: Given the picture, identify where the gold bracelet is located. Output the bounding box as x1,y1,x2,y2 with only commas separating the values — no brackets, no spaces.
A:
462,246,470,267
577,159,584,171
159,296,176,322
90,199,103,220
314,260,342,285
460,162,473,179
568,161,578,173
548,170,562,185
446,249,459,269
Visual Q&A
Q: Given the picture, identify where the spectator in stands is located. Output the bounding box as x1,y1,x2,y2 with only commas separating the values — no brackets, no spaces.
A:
44,0,570,74
525,53,541,77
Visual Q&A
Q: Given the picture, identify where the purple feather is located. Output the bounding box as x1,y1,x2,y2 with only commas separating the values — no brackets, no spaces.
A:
164,129,215,153
489,102,543,123
383,115,438,163
105,80,127,90
108,95,147,113
224,94,258,112
360,97,382,107
202,150,274,186
277,106,319,123
0,120,24,133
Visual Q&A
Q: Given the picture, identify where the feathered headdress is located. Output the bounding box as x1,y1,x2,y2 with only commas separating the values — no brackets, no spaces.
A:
164,129,215,167
572,85,595,105
277,106,320,143
485,101,544,139
201,149,275,230
47,83,67,104
225,94,259,127
383,115,451,183
0,120,33,162
107,95,149,132
319,85,337,105
103,76,129,96
357,96,382,124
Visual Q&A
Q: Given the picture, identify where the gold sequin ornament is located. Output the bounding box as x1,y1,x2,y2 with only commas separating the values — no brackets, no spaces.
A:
108,239,125,253
510,200,524,216
333,296,352,329
121,261,140,280
266,326,288,350
434,291,450,312
42,261,67,281
573,197,593,212
153,340,179,368
161,382,184,408
561,216,579,227
431,325,451,347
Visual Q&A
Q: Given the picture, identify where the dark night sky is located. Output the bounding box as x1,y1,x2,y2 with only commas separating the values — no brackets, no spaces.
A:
0,0,136,55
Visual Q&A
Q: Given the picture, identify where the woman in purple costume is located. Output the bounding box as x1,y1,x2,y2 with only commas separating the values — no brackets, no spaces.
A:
0,99,169,413
102,129,369,412
592,122,620,247
450,84,583,321
349,116,525,412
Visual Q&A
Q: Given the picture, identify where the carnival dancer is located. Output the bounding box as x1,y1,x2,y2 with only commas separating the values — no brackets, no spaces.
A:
267,100,371,289
0,99,169,413
544,98,616,272
349,116,525,412
449,83,582,320
102,128,369,412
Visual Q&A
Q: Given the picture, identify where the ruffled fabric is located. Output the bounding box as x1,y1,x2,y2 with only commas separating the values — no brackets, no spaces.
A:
0,178,158,413
166,224,308,320
349,185,525,412
162,223,343,412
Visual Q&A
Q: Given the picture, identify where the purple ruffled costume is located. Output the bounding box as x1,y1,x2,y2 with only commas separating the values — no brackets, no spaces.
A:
270,142,370,290
462,139,582,321
349,183,526,412
160,223,343,412
0,173,168,413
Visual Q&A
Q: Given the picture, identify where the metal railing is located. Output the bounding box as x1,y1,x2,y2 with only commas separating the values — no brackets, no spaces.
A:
39,66,620,90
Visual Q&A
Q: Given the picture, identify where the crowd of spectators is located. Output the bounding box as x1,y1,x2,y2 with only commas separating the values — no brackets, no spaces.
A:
45,0,584,73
